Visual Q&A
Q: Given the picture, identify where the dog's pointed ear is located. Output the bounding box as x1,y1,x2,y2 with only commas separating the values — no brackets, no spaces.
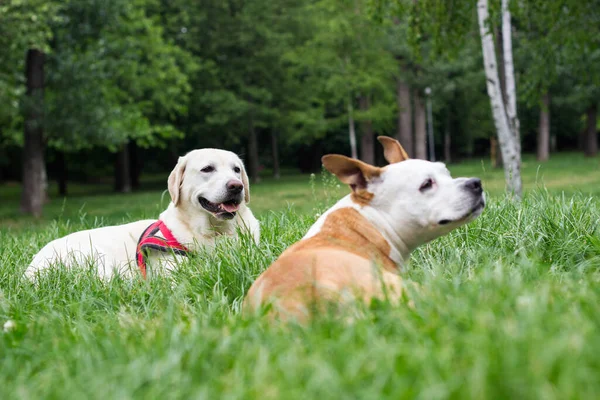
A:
322,155,382,191
377,136,410,164
241,162,250,203
168,155,187,206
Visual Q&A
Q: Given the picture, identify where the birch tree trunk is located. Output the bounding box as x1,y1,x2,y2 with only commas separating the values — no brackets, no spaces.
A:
21,49,47,217
491,25,506,170
396,78,413,156
537,92,550,161
490,137,498,168
494,136,504,168
414,89,427,160
477,0,522,197
495,26,507,105
502,0,520,147
347,98,358,159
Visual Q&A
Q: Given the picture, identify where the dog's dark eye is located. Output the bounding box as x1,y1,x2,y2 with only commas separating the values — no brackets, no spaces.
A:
419,178,434,192
201,166,215,173
233,166,241,173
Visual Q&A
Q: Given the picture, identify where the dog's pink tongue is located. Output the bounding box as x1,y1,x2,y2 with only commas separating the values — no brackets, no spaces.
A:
220,203,240,213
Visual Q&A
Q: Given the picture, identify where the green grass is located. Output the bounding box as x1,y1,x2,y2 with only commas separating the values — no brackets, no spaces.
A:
1,152,599,228
1,153,600,399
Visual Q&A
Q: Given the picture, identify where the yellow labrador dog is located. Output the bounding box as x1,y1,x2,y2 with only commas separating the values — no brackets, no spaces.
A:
245,137,484,321
26,149,260,280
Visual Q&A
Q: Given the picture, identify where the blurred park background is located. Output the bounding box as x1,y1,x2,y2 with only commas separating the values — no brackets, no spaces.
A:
0,0,598,219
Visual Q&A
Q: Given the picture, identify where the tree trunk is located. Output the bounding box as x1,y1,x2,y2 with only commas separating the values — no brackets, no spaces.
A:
360,128,375,165
114,143,132,193
414,89,427,160
478,0,522,197
584,104,598,157
271,131,280,179
495,26,507,105
359,95,375,164
20,49,47,217
426,91,435,161
502,0,520,147
494,25,510,170
396,78,413,156
56,150,68,196
493,138,504,168
248,117,261,183
129,141,141,190
444,112,451,163
537,92,550,161
347,98,358,159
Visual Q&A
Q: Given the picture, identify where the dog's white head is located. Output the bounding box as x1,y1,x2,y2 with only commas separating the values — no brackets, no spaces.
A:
322,136,485,248
168,148,250,220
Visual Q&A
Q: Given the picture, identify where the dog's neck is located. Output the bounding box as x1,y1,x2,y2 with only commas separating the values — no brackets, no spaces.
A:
358,205,413,267
304,195,413,270
158,203,241,249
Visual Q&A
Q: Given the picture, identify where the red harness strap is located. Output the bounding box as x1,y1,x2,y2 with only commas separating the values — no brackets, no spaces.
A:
136,220,189,279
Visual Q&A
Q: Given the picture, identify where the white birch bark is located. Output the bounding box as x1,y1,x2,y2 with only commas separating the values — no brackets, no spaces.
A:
477,0,522,197
347,98,358,159
502,0,520,147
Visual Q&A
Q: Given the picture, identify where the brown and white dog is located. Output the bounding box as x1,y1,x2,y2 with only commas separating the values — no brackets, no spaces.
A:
26,149,260,280
244,136,484,321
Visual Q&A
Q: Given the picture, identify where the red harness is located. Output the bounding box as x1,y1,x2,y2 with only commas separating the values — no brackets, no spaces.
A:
136,220,189,279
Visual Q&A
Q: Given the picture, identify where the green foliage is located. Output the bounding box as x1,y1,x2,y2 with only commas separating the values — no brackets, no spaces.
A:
0,0,195,152
0,0,62,145
373,0,599,143
44,0,196,152
282,0,399,143
0,0,598,180
514,0,600,107
370,0,475,58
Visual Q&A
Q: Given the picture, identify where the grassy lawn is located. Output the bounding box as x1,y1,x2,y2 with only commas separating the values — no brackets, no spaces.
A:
1,153,600,398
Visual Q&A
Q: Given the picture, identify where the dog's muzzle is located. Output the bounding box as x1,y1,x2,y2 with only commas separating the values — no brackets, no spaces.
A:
438,198,484,225
439,179,485,225
198,195,242,220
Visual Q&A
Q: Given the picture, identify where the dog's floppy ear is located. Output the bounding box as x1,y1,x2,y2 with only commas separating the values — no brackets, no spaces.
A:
168,155,187,206
377,136,410,164
241,162,250,203
322,155,381,191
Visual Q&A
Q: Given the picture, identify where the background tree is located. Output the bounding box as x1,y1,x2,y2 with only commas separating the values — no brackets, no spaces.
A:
0,0,598,211
286,0,397,162
45,0,195,193
478,0,522,197
0,0,62,216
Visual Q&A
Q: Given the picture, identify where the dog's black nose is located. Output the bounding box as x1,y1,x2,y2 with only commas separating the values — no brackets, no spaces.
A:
226,180,243,194
464,178,482,195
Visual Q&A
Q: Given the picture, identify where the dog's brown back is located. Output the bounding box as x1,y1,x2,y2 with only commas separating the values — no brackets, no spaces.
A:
244,208,404,321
